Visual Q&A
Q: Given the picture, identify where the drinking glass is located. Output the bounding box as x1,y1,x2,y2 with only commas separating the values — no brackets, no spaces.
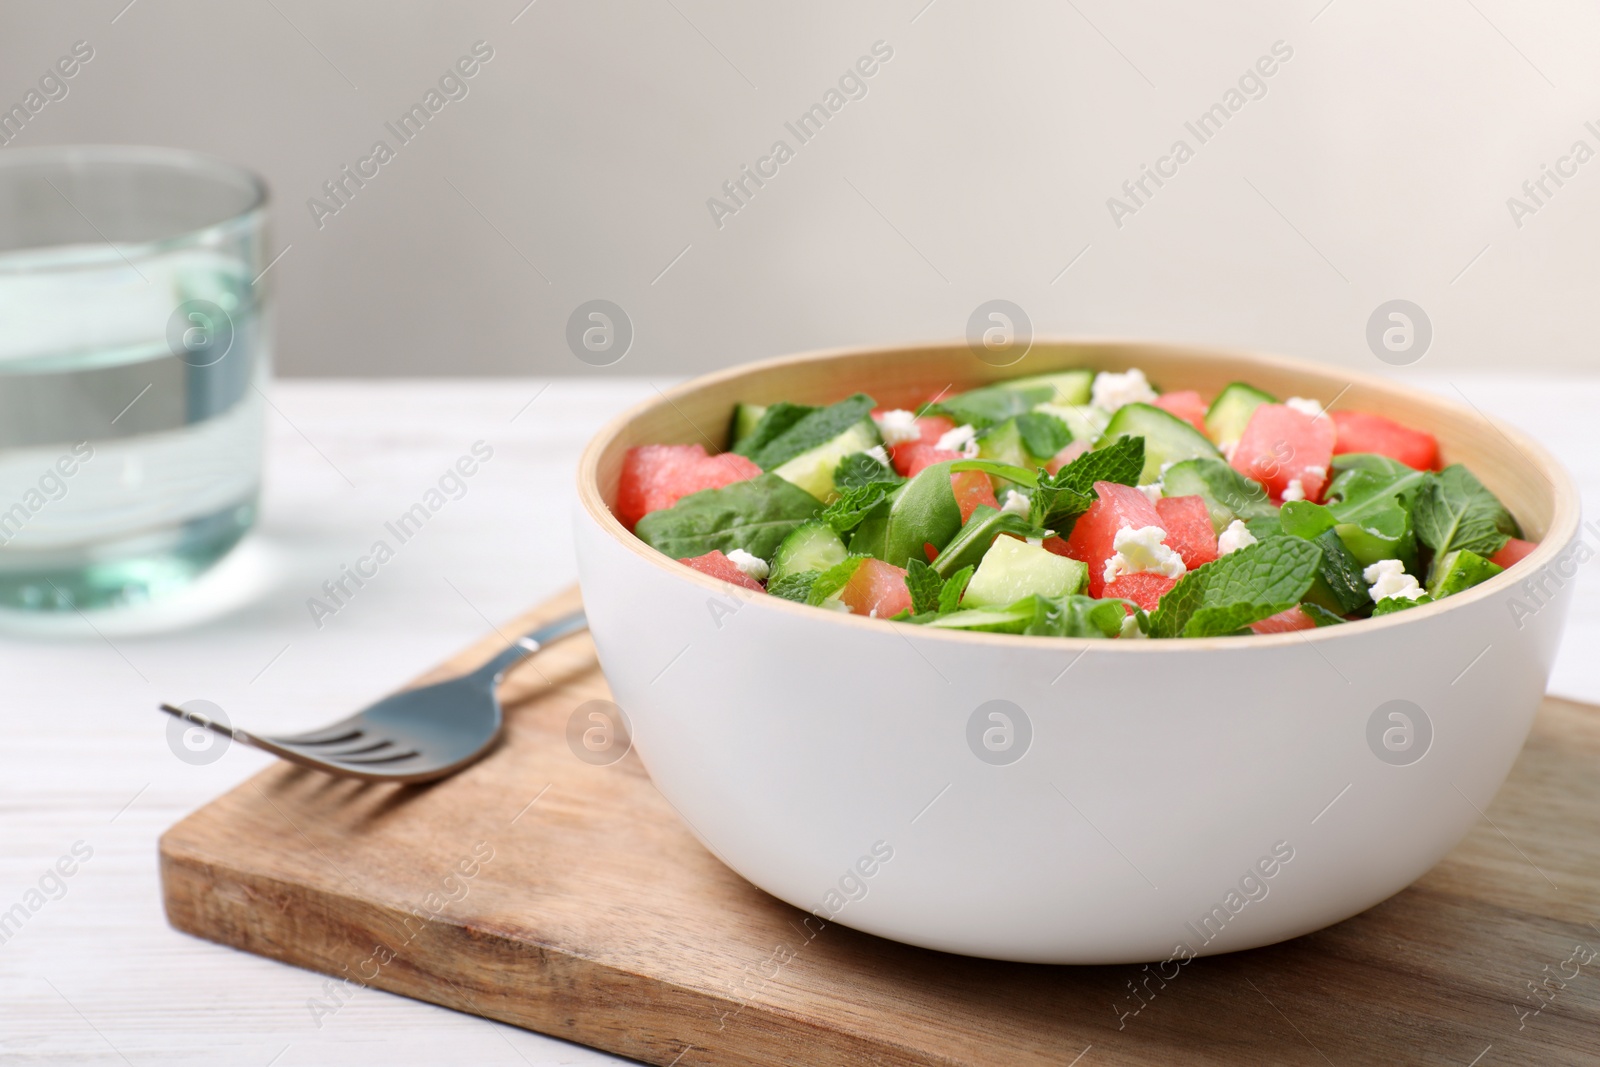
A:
0,146,270,610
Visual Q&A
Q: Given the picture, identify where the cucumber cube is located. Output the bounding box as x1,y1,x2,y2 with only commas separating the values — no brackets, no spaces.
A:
963,536,1088,609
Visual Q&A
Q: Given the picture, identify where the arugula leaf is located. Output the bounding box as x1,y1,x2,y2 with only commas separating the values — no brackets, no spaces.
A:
1300,603,1346,627
634,474,823,560
1321,458,1428,575
1278,500,1338,541
904,558,944,615
938,565,975,613
820,481,897,535
934,385,1053,429
1331,452,1421,481
767,571,817,602
1413,464,1520,558
1324,460,1429,525
929,506,1049,577
806,555,867,606
834,451,901,491
922,599,1037,633
742,394,876,471
950,458,1040,487
731,402,814,460
1022,594,1128,638
1146,537,1323,638
1014,411,1073,460
1028,435,1145,533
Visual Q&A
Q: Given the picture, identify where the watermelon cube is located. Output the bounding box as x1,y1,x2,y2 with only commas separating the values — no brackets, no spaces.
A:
1062,481,1165,597
1331,410,1440,471
1231,404,1336,503
951,469,1001,523
1249,606,1319,634
678,550,766,592
839,558,912,618
1153,390,1208,433
1489,537,1538,570
1154,495,1218,570
1103,572,1178,612
615,444,762,530
887,415,956,475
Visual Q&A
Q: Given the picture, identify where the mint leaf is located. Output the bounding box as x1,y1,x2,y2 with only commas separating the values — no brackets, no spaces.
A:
1144,570,1209,638
835,451,900,491
1015,411,1073,459
732,402,814,460
820,481,896,535
767,571,817,602
904,558,944,615
1413,464,1520,558
938,564,975,613
1372,592,1433,615
1064,434,1145,491
806,555,867,606
1147,537,1323,638
634,474,823,560
1028,435,1144,532
743,394,876,471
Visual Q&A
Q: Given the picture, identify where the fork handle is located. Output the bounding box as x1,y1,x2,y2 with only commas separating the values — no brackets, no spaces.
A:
472,610,589,680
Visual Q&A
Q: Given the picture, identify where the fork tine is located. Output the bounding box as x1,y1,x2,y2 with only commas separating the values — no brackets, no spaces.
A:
275,727,365,747
332,750,423,766
156,608,588,784
325,739,395,757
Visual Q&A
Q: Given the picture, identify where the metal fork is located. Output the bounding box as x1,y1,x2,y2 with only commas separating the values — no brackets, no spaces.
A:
158,611,589,784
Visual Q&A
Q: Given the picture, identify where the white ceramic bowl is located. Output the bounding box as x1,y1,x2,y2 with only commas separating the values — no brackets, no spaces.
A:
573,340,1580,964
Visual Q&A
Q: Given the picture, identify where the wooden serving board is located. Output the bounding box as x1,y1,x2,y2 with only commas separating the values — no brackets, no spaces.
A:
161,586,1600,1066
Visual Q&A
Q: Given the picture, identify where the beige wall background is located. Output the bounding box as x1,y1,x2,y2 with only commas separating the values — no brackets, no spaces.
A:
3,0,1598,378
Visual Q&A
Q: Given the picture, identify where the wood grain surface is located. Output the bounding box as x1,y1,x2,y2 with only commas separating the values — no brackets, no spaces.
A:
161,586,1600,1067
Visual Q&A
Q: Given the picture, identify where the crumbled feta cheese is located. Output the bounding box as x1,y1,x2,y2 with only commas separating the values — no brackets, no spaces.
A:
937,423,980,458
1091,368,1158,412
1217,519,1258,556
824,598,852,613
725,548,769,581
1138,483,1164,504
1286,396,1325,419
1219,440,1238,461
873,409,921,446
1281,478,1306,503
1026,537,1044,547
864,444,891,467
1119,613,1146,639
1102,525,1187,585
1000,489,1031,518
1363,559,1426,603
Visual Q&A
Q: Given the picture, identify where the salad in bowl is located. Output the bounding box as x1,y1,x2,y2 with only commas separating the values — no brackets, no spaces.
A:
572,341,1576,963
615,366,1537,640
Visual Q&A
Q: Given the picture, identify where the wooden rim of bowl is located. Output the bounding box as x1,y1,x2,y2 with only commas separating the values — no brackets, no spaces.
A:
577,338,1581,651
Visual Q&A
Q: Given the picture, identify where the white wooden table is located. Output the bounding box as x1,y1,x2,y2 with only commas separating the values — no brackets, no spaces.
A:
3,375,1596,1066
